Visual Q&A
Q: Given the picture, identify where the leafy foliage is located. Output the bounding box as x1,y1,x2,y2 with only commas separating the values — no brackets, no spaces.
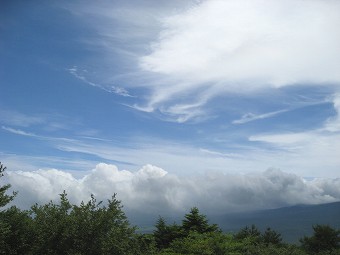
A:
29,192,145,255
0,162,22,254
300,224,340,254
181,207,219,235
262,227,282,246
0,206,33,255
154,217,182,249
0,162,17,209
153,207,220,250
234,224,261,244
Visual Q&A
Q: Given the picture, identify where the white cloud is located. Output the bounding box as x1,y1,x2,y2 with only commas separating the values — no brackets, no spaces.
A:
232,109,289,124
62,0,340,122
3,120,339,178
248,130,340,178
247,94,340,177
324,93,340,132
138,0,340,119
142,0,340,85
0,110,44,127
4,163,340,215
2,126,36,137
68,66,134,97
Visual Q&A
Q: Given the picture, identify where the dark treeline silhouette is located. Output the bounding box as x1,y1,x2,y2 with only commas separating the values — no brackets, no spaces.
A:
1,162,340,255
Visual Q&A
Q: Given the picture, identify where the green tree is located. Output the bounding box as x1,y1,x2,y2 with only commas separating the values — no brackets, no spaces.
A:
234,224,261,242
261,227,282,246
29,191,73,254
0,162,16,208
30,192,142,255
181,207,219,235
0,206,34,255
154,217,182,249
0,162,20,254
300,224,340,254
164,232,225,255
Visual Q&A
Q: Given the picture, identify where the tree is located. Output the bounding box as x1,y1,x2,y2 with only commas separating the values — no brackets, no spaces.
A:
0,206,34,255
0,162,16,209
0,162,20,254
181,207,219,235
154,217,182,249
30,192,141,255
154,207,220,251
261,227,282,246
300,224,340,254
234,224,261,242
29,191,73,254
165,231,230,255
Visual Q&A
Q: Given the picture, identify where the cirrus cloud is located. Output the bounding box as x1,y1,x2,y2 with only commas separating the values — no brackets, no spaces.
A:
138,0,340,119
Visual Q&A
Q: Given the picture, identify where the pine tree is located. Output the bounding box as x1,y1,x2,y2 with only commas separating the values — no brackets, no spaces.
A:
181,207,219,235
300,224,340,254
234,224,261,242
0,162,16,209
261,227,282,246
153,217,181,249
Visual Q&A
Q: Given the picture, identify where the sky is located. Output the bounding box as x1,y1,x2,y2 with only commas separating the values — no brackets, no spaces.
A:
1,0,340,215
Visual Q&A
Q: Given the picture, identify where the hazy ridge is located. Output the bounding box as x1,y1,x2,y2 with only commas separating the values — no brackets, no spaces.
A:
131,201,340,243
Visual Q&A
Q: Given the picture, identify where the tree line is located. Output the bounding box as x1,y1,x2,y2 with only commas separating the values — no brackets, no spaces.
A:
1,162,340,254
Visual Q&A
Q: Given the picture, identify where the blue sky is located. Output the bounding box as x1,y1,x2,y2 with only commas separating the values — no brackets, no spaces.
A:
1,0,340,212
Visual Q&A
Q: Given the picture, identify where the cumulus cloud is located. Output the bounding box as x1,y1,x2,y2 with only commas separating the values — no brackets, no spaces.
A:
4,163,340,215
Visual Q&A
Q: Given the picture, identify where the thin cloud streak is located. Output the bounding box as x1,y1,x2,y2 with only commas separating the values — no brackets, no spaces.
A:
68,66,134,97
232,109,289,124
0,110,44,127
2,126,37,137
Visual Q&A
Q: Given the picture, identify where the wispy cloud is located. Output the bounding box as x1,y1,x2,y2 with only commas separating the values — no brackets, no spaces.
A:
247,94,340,177
138,0,340,119
324,93,340,132
2,126,37,137
2,125,75,144
0,109,44,127
0,152,97,176
141,0,340,85
0,109,81,133
68,66,134,97
62,0,340,121
199,148,242,159
232,109,289,124
2,117,340,178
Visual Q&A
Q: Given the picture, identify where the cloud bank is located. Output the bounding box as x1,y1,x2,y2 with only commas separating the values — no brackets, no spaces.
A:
4,163,340,215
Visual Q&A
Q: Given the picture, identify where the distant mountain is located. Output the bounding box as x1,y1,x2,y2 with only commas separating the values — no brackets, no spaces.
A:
129,201,340,243
211,201,340,243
